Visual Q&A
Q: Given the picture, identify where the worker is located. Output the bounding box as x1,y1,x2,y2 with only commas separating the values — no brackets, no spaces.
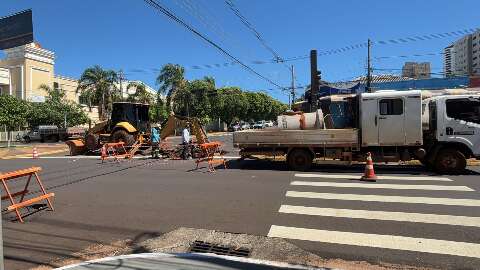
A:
181,124,191,160
151,124,161,159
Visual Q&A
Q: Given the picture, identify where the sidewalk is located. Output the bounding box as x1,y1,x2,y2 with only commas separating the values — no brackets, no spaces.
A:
0,142,68,159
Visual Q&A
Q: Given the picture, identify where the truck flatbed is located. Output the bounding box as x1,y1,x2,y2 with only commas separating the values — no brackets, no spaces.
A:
233,128,359,148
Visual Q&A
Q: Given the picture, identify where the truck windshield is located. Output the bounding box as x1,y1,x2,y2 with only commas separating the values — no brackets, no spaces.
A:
446,98,480,124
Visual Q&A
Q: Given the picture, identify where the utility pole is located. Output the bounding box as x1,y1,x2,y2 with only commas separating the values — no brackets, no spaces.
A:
310,50,319,112
118,70,125,99
291,65,295,110
366,39,372,93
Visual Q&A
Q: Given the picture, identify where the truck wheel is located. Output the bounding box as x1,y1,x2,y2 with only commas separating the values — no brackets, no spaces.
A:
419,159,434,171
112,129,135,146
434,148,466,174
287,149,313,171
85,134,100,151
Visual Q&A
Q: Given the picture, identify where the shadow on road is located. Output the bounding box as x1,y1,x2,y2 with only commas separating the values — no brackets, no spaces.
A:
225,159,480,176
4,217,164,269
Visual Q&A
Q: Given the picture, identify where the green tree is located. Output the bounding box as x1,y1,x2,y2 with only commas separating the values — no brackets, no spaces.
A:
77,65,119,120
0,94,30,146
186,77,216,124
156,64,186,111
213,87,249,126
28,84,89,127
126,81,154,104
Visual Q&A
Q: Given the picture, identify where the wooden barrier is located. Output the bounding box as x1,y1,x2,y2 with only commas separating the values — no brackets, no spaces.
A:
195,142,227,172
101,142,129,163
101,141,143,162
0,167,54,223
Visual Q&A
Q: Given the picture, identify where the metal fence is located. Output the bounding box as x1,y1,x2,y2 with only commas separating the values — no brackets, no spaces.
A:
0,125,28,142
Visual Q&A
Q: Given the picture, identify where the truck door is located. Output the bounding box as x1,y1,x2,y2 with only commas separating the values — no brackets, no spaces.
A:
360,98,379,146
378,98,405,145
441,97,480,155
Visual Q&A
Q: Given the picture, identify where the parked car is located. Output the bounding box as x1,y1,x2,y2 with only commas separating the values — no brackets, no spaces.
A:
23,125,59,143
265,120,274,127
240,123,250,130
23,126,86,143
228,123,241,132
253,121,266,129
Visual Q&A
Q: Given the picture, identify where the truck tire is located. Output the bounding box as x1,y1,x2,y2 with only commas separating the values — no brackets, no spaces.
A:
112,129,135,146
85,134,100,151
419,158,434,171
434,148,466,174
287,149,313,171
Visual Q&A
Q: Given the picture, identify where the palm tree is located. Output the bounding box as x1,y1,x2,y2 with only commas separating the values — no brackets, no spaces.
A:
77,65,118,120
156,64,186,111
126,81,154,104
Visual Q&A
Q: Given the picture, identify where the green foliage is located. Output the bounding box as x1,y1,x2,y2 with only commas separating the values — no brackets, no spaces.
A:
28,84,89,127
0,94,30,131
156,63,186,111
77,65,119,120
149,94,169,123
126,82,154,104
212,87,245,126
153,63,287,126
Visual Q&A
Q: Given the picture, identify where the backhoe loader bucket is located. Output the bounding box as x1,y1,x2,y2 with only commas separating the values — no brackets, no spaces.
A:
65,139,87,156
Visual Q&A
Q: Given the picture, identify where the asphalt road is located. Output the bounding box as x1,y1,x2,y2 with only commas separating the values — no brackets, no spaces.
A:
1,133,480,270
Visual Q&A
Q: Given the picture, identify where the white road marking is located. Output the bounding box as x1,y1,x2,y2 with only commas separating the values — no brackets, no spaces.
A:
295,173,452,181
286,191,480,207
290,181,474,191
279,205,480,227
268,225,480,258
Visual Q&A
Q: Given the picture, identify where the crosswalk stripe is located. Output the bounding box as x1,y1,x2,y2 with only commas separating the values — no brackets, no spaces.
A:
294,173,452,181
290,181,474,191
268,225,480,258
286,191,480,207
279,205,480,227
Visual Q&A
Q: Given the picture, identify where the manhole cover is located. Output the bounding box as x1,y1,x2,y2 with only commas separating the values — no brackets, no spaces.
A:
189,240,251,257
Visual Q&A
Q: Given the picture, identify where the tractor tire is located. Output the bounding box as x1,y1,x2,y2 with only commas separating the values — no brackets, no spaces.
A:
111,129,135,146
287,149,313,171
434,148,466,175
85,133,100,151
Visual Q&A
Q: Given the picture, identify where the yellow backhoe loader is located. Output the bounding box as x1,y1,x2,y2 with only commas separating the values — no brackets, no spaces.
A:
66,102,150,155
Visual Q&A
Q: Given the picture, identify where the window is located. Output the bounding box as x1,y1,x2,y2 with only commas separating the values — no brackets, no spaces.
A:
79,95,90,105
446,98,480,124
379,99,403,115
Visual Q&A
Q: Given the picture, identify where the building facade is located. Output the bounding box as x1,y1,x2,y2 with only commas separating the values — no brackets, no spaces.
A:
0,43,159,125
402,62,431,79
444,29,480,77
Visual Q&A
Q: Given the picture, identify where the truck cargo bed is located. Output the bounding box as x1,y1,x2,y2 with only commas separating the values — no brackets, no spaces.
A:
233,128,359,148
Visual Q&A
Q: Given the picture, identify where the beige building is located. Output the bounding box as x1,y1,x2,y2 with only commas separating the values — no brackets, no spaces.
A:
444,29,480,77
401,62,431,79
0,42,100,123
0,42,160,125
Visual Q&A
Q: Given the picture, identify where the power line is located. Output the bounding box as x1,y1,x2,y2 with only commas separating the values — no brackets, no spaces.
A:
225,0,285,64
142,0,284,89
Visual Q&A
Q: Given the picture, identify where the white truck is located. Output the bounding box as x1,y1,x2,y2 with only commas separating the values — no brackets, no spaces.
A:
233,90,480,174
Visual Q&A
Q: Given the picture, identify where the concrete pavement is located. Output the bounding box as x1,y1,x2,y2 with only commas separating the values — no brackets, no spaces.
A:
1,134,479,269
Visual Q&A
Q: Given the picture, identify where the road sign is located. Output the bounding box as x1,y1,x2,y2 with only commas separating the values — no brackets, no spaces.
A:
0,9,34,50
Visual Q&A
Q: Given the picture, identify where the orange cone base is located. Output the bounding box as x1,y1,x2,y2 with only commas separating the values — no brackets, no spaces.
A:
361,175,377,182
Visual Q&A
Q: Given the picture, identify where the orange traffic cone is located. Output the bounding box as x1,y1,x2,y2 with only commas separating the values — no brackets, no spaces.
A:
32,147,39,159
100,145,107,162
361,152,377,182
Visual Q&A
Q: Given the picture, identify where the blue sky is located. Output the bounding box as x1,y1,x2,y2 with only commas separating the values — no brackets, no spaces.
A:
1,0,478,102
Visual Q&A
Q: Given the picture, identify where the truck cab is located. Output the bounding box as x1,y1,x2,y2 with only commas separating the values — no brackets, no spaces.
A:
360,90,423,147
422,94,480,172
